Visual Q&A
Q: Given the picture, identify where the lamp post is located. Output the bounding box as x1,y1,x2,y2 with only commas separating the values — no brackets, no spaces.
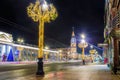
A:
78,34,88,65
59,50,62,61
17,38,24,61
27,0,58,75
89,45,94,63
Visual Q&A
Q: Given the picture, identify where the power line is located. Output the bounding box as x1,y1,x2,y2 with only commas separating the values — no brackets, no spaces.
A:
45,36,69,48
0,17,68,47
87,43,103,51
0,17,35,34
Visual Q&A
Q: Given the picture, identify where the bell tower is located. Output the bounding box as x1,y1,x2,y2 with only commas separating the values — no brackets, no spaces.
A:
70,27,77,58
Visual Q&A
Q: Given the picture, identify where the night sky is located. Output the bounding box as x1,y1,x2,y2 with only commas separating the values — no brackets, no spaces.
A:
0,0,105,47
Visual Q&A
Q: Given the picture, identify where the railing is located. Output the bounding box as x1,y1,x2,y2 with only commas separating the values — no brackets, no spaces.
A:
111,10,120,27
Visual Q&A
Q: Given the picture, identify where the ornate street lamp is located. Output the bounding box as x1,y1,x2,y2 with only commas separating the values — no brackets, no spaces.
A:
78,34,88,65
27,0,58,75
89,45,95,63
17,37,24,61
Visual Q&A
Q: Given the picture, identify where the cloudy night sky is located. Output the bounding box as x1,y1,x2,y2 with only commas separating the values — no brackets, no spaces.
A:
0,0,105,47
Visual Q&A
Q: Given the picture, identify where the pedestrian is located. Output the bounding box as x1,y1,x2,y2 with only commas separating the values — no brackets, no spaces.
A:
83,59,85,65
2,54,6,62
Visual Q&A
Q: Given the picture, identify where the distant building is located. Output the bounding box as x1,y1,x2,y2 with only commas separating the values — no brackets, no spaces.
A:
52,28,79,60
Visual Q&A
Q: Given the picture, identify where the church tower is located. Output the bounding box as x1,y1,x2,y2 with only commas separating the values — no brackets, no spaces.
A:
70,27,77,59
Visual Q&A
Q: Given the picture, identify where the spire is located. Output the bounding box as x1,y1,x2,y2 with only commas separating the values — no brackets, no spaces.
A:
72,27,75,36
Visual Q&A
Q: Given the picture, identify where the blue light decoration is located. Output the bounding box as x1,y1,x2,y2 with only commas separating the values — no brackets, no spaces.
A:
7,49,14,61
15,50,19,55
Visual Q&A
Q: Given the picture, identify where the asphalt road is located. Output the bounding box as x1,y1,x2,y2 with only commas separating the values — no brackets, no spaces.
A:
0,62,82,80
0,62,120,80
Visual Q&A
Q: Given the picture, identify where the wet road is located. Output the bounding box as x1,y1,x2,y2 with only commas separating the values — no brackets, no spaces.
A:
0,62,119,80
0,62,81,80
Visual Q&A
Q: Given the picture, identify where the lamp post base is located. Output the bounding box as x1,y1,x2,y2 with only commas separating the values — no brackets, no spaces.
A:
82,59,85,65
36,58,44,76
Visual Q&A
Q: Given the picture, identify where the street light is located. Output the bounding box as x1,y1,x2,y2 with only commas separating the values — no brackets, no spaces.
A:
90,45,93,49
27,0,58,75
89,45,95,63
78,34,88,65
17,38,24,44
81,34,85,39
17,38,24,61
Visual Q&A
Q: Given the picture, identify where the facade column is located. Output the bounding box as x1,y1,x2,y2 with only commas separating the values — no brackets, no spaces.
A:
17,47,23,61
5,45,7,56
113,38,119,74
113,38,119,67
31,51,33,61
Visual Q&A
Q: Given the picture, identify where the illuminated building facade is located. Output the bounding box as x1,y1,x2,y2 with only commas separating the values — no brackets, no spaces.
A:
70,28,77,59
104,0,120,73
0,31,14,61
0,31,60,62
0,31,38,61
0,30,80,62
